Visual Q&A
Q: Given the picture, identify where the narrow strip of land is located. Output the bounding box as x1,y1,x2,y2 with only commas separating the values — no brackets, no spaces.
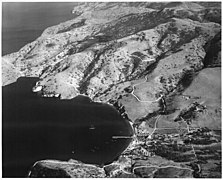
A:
112,136,133,139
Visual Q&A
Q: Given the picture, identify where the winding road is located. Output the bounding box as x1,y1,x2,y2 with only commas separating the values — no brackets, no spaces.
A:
132,164,194,174
130,74,155,103
147,115,161,139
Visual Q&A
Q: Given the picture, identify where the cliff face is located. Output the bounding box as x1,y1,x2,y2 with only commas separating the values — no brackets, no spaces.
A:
2,2,221,178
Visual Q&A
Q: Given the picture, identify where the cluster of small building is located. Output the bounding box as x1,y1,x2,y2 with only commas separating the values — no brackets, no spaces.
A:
32,82,61,99
122,140,152,160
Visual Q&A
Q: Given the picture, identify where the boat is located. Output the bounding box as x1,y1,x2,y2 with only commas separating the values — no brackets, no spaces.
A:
89,125,95,130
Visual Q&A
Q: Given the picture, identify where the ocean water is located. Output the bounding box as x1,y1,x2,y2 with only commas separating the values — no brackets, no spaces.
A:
2,2,78,55
2,77,133,177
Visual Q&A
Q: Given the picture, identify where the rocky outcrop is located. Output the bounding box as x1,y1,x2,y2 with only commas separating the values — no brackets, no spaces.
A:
2,2,221,178
28,160,106,178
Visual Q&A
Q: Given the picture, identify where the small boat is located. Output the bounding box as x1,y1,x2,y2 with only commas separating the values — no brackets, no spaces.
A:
42,93,61,99
89,125,95,130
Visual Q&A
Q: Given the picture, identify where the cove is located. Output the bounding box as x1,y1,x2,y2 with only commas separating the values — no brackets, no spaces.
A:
2,77,134,177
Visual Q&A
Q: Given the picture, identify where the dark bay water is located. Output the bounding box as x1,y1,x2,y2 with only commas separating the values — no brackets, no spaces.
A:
2,77,133,177
2,2,78,55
